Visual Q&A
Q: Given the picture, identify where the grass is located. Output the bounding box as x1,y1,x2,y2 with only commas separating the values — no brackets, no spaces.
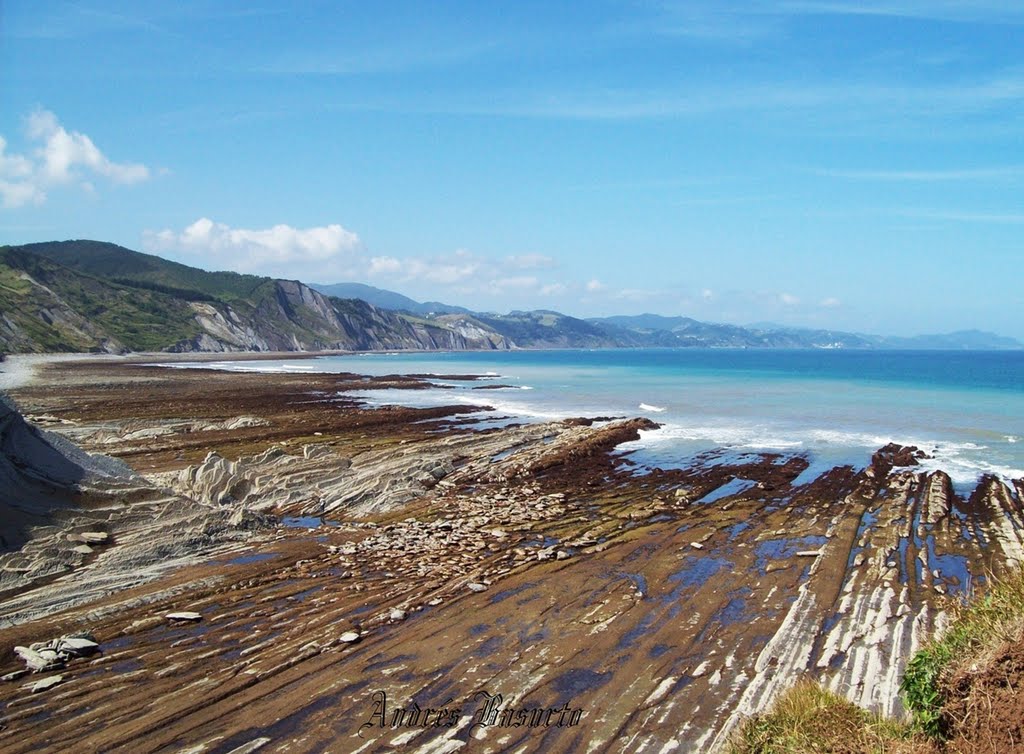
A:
731,568,1024,753
900,567,1024,739
729,679,917,754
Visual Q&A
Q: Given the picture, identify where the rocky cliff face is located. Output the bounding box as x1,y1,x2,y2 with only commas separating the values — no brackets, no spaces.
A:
0,244,513,353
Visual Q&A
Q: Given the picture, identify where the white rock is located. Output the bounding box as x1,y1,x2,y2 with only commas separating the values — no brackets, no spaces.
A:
690,542,705,550
14,647,53,672
467,582,488,592
80,532,109,544
165,611,203,622
339,631,361,643
389,608,408,622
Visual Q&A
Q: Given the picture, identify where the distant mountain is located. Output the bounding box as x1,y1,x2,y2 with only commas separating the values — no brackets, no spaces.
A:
1,242,1019,354
311,282,470,316
868,330,1023,350
0,242,510,353
592,314,1021,350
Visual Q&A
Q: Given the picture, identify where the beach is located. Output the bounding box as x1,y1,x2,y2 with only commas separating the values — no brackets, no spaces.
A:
1,355,1022,753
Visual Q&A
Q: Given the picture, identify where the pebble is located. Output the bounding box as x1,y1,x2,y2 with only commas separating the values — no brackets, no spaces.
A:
339,631,361,643
467,582,488,592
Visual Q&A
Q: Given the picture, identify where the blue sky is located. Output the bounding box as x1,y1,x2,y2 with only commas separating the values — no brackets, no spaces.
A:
2,1,1022,337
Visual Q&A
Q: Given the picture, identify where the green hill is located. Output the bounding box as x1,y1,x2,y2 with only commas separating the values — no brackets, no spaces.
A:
0,242,510,354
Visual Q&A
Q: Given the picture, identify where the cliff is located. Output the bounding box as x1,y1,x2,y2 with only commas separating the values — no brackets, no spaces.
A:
0,242,511,353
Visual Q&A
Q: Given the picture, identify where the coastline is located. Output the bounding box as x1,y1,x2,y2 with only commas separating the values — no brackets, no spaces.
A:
0,356,1022,752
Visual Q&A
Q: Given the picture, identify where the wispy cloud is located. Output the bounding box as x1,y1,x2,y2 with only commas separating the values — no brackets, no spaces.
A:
811,166,1024,181
894,208,1024,224
777,1,1024,24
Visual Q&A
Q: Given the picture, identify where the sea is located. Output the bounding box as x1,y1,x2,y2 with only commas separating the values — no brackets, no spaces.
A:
173,349,1024,490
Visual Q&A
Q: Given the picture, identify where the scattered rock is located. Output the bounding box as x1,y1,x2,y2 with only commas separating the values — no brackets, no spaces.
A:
555,550,571,560
339,631,361,644
14,646,55,672
427,597,443,606
165,611,203,622
57,637,99,657
80,532,109,544
388,608,408,622
2,670,29,682
467,582,488,592
690,542,705,550
27,675,63,693
796,550,822,557
124,616,164,634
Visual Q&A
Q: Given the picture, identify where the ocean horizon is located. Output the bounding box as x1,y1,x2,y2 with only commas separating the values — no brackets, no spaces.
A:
169,348,1024,489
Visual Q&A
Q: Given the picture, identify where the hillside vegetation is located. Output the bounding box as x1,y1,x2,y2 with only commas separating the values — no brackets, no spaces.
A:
0,242,510,354
730,566,1024,754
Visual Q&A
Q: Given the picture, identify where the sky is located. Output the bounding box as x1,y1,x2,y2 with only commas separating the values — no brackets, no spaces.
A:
1,1,1023,338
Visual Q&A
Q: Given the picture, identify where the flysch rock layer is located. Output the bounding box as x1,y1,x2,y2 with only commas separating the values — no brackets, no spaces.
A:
0,360,1022,754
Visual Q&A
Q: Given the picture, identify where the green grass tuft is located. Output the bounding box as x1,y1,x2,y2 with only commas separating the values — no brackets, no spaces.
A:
900,567,1024,739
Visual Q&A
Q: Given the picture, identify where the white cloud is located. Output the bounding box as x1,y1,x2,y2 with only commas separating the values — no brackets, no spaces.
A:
368,256,403,275
586,279,606,292
505,253,556,270
490,275,539,291
144,218,361,273
540,283,568,296
820,296,842,308
779,292,800,305
0,109,151,208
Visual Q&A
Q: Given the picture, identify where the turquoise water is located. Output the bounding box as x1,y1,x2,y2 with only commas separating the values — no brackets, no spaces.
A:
175,349,1024,486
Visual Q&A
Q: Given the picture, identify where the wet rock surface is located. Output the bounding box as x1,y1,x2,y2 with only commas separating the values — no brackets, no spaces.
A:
0,359,1022,753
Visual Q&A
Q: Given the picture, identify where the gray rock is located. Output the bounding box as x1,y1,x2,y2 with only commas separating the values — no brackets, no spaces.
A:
28,675,63,693
57,637,99,657
388,608,408,622
80,532,109,544
467,582,488,593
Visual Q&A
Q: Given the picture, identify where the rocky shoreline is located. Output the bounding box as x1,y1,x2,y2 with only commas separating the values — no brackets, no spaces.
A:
1,358,1022,753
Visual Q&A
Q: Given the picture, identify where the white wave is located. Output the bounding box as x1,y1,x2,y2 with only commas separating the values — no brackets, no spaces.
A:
639,403,666,413
520,386,534,390
1007,435,1019,444
621,421,1024,485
